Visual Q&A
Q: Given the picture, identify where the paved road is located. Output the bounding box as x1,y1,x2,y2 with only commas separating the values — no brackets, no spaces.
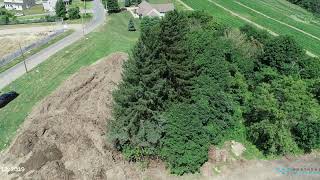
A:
0,0,105,90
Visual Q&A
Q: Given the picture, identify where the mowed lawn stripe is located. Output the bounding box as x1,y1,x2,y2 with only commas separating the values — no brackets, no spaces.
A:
235,1,320,42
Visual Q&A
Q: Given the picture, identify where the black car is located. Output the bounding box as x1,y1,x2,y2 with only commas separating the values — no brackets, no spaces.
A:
0,91,19,108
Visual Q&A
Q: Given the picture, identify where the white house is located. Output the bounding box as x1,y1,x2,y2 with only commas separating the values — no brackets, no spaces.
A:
42,0,57,11
136,1,174,17
4,0,35,10
42,0,70,12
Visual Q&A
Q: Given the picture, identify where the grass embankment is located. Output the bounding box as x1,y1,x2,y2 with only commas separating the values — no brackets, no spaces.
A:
0,30,74,74
11,5,45,15
71,0,94,9
182,0,320,56
0,12,140,150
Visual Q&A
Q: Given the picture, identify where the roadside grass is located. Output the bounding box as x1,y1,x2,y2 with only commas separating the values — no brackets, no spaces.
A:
66,13,92,24
0,30,74,74
71,0,94,9
0,12,140,151
11,5,45,15
17,14,47,21
182,0,320,56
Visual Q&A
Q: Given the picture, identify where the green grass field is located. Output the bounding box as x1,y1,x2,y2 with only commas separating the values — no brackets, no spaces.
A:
11,5,45,15
71,0,94,9
0,12,140,150
182,0,320,56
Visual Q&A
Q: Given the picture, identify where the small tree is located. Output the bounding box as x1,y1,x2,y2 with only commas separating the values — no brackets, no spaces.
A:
128,18,136,31
125,0,131,7
68,7,80,19
55,0,67,19
106,0,120,13
0,15,9,25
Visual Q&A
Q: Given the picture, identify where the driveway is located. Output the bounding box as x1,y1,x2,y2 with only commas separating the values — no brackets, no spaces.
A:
0,0,105,90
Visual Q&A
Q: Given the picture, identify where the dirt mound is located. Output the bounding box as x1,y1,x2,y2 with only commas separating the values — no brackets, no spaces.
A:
0,53,147,179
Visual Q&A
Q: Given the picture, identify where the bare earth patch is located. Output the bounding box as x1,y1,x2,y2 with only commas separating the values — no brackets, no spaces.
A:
0,33,49,58
0,52,319,180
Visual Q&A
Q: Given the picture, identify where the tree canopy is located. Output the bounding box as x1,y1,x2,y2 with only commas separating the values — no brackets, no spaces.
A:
110,11,320,174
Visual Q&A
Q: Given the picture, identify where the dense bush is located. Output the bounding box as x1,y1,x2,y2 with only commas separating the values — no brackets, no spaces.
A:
55,0,67,19
110,12,320,175
105,0,120,13
68,7,80,20
0,8,15,25
287,0,320,15
160,104,210,175
292,120,320,152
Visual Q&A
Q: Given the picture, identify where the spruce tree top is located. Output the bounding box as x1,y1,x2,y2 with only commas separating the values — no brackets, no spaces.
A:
107,0,120,13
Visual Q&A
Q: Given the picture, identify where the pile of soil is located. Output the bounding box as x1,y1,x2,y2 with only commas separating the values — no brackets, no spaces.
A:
0,52,319,180
0,53,157,179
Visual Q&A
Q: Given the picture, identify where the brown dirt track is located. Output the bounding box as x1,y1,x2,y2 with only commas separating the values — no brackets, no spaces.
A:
0,52,319,180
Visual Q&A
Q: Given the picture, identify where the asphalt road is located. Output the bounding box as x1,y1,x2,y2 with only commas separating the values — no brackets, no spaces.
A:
0,0,105,90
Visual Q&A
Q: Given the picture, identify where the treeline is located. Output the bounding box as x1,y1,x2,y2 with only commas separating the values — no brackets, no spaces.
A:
109,11,320,175
287,0,320,14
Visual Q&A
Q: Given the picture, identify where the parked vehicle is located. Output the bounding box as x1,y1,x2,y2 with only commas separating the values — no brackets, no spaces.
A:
0,91,19,108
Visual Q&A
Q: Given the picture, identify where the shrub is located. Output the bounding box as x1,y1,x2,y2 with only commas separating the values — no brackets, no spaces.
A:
125,0,131,7
106,0,120,13
128,18,136,31
68,7,80,20
292,120,320,152
160,104,210,175
55,0,67,19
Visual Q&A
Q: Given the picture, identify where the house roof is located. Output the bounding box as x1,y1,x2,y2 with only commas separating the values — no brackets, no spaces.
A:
152,3,174,13
137,1,174,16
137,1,155,16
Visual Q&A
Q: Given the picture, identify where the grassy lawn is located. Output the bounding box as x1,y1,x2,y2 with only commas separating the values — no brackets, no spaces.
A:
17,14,47,21
71,0,94,9
67,13,92,23
0,12,140,150
182,0,320,56
11,5,45,15
0,30,74,74
148,0,172,3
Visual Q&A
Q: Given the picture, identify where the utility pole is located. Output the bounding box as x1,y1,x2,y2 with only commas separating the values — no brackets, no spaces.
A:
19,42,28,73
81,0,86,36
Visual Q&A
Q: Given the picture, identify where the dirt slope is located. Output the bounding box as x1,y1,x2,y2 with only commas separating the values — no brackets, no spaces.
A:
0,52,319,180
0,53,147,179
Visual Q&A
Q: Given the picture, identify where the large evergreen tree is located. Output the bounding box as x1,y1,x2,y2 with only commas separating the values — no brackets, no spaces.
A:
55,0,67,19
157,10,195,101
110,11,196,157
125,0,131,7
106,0,120,13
